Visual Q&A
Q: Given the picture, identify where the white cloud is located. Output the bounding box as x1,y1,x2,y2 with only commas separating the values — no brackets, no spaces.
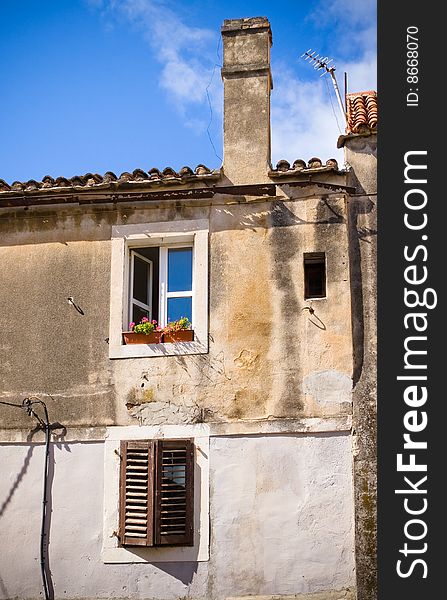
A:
271,69,345,166
87,0,375,165
271,0,376,165
90,0,221,120
340,50,377,93
270,51,376,165
310,0,376,34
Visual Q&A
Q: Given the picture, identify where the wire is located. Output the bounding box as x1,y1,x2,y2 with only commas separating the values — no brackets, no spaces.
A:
23,398,52,599
0,401,22,409
0,397,52,599
205,66,221,163
41,417,51,600
324,76,343,135
205,36,223,164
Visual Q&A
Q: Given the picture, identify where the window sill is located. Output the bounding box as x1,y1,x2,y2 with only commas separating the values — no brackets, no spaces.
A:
109,339,208,359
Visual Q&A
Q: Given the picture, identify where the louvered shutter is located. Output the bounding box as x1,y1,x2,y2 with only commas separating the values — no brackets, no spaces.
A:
119,440,154,547
154,439,194,546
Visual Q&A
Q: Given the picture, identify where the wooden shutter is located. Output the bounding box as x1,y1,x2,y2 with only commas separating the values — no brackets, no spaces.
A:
154,439,194,546
119,440,154,547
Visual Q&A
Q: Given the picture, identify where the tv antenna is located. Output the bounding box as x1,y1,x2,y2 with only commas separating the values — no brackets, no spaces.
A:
301,50,347,125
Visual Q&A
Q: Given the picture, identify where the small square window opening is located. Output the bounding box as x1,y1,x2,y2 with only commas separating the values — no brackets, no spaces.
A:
304,252,326,299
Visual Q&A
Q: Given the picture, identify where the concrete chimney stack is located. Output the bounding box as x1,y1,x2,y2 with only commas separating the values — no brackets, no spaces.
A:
221,17,272,185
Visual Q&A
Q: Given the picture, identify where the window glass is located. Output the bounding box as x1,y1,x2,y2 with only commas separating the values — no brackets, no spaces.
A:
167,297,192,323
133,255,149,304
163,464,186,487
168,248,192,292
306,264,325,296
304,252,326,299
132,304,150,324
137,247,159,322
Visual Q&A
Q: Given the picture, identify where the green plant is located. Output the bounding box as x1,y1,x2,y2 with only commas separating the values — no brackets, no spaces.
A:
129,317,160,334
163,317,192,332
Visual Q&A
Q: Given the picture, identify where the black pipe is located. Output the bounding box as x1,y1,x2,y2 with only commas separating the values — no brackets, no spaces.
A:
24,399,52,600
0,398,53,600
40,410,51,600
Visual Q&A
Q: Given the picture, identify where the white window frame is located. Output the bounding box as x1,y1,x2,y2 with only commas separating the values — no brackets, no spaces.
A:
129,250,153,324
109,219,208,359
160,244,194,328
102,424,210,563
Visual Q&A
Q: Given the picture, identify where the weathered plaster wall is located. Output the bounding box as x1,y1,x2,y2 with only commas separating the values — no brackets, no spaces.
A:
0,433,355,600
209,434,355,598
345,134,377,600
0,238,115,428
0,189,353,430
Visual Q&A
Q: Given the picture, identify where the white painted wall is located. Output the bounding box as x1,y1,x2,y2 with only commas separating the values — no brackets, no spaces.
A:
209,434,355,597
0,432,355,600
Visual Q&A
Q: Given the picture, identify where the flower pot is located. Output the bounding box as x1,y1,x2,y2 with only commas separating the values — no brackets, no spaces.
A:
162,329,194,343
123,331,163,344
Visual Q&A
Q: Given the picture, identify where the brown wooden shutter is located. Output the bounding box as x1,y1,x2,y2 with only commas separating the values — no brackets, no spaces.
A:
154,439,194,546
119,440,154,547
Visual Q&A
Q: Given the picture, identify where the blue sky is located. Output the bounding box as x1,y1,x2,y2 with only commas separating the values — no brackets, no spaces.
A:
0,0,376,183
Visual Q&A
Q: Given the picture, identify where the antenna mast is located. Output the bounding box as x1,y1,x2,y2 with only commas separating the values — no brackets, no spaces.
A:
301,50,348,124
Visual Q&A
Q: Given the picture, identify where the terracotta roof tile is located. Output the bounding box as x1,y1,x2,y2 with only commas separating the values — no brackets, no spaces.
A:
269,157,342,178
292,159,306,170
308,157,322,169
0,164,219,195
103,171,117,183
179,166,194,176
0,156,345,196
346,91,377,134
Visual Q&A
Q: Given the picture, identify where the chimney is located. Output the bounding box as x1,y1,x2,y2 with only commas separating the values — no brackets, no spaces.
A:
221,17,272,184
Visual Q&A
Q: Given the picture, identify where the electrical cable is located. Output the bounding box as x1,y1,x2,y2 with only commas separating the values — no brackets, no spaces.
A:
325,76,343,135
40,418,51,600
23,398,51,600
0,400,24,408
205,35,223,163
0,397,52,599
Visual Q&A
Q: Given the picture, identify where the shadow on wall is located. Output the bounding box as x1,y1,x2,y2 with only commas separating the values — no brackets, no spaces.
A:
347,195,376,386
1,186,347,248
0,422,69,600
0,574,9,600
0,441,36,599
152,561,199,585
0,443,34,519
213,194,345,233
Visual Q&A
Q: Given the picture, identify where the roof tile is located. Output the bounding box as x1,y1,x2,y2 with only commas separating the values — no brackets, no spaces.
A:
0,164,220,195
346,91,377,134
269,157,341,178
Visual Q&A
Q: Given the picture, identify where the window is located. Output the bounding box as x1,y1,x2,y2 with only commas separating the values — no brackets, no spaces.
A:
129,249,155,324
128,245,193,327
109,220,209,358
119,439,194,547
304,252,326,299
102,425,209,563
